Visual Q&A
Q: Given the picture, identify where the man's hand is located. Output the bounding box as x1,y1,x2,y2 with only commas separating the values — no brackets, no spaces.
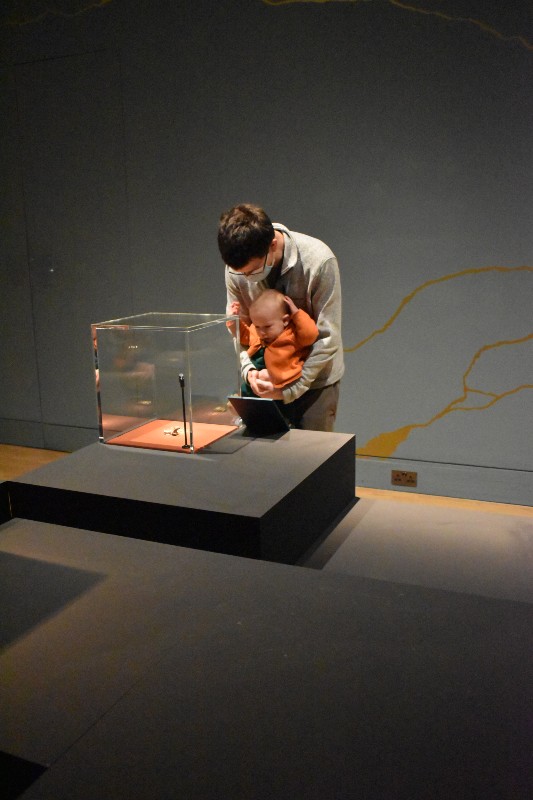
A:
284,295,298,316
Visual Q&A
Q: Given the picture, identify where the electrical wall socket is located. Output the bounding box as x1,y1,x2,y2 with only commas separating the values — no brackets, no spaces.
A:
391,470,418,487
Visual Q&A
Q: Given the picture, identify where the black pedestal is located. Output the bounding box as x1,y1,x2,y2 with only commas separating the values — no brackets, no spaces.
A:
7,430,356,564
0,482,10,525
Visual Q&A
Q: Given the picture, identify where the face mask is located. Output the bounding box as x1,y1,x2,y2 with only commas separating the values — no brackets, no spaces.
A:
245,253,275,283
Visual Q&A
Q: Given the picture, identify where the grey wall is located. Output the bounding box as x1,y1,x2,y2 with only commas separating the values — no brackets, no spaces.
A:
1,0,531,502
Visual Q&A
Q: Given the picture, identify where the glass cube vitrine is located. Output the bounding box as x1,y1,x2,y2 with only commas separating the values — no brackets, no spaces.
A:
93,312,241,453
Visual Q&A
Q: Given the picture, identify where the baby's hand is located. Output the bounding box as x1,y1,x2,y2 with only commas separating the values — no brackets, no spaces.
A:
229,301,240,316
257,369,271,381
284,296,298,316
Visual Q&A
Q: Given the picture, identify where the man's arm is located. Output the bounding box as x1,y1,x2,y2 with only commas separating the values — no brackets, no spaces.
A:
282,256,342,403
225,271,257,381
225,272,250,319
290,308,319,348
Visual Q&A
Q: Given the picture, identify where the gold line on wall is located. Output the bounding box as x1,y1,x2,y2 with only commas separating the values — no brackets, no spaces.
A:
2,0,112,27
262,0,533,52
388,1,533,53
345,266,533,354
357,333,533,457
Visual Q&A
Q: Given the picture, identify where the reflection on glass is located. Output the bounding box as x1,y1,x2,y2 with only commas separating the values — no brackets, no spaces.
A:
93,313,241,453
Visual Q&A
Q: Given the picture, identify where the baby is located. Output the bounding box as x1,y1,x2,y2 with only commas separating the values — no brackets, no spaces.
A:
229,289,319,397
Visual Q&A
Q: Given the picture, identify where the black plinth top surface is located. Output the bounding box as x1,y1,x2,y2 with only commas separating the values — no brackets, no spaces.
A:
11,433,354,517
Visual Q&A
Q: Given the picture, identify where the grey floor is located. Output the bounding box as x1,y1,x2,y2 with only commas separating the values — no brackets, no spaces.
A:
1,517,531,800
302,494,533,604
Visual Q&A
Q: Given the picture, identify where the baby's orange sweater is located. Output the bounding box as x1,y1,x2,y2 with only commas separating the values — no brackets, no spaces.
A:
240,309,319,388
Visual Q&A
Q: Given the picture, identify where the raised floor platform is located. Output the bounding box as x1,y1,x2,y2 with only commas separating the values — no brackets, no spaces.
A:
6,430,356,564
0,520,531,800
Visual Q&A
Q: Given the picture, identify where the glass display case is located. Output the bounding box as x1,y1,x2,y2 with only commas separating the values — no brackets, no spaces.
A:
93,312,241,453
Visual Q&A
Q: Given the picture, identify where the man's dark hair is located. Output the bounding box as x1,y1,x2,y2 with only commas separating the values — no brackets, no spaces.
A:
218,204,275,269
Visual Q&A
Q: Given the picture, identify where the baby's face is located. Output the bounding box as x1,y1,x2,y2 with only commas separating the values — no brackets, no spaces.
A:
251,307,288,344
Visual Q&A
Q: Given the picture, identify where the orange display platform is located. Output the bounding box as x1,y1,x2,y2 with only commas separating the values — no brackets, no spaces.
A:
107,419,238,453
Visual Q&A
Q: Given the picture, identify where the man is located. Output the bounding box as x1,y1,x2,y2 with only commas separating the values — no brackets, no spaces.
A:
218,204,344,431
